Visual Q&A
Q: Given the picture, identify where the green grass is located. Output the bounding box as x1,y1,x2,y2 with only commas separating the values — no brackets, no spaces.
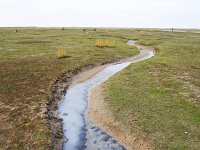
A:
1,27,200,149
0,28,138,149
105,30,200,149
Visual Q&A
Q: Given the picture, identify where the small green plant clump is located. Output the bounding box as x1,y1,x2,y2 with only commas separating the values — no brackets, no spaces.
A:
57,48,68,58
95,39,115,48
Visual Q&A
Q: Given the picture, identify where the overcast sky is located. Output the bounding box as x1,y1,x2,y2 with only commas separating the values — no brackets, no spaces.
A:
1,0,200,28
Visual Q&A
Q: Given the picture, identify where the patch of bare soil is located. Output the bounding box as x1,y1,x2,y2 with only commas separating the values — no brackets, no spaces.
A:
71,64,108,85
7,48,17,51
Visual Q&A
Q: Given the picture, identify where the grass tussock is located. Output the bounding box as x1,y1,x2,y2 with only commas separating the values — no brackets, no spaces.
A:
57,48,68,58
95,39,115,48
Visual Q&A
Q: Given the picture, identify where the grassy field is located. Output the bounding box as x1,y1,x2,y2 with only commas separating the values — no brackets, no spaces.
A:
105,30,200,149
1,28,200,149
0,28,138,149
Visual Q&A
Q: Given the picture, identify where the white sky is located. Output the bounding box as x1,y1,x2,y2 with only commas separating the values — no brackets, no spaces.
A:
0,0,200,28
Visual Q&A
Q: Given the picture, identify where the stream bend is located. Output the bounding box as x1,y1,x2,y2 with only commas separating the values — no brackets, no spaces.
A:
58,40,155,150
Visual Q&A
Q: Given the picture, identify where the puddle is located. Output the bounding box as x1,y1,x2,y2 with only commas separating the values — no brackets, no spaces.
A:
58,41,154,150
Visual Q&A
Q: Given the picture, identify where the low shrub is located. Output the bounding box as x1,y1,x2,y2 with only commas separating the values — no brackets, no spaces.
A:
95,39,115,48
57,48,68,58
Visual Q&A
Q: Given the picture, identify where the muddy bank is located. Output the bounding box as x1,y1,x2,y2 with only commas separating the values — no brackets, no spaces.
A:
47,61,113,149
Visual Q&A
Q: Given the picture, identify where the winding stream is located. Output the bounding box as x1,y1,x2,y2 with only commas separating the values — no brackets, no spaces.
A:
58,41,154,150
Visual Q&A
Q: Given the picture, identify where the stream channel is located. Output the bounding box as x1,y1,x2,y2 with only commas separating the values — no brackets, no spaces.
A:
57,40,154,150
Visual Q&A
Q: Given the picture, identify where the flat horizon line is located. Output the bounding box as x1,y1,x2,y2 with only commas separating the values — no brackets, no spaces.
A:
0,26,200,30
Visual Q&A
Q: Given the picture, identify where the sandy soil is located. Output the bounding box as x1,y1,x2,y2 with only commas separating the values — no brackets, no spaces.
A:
71,65,108,85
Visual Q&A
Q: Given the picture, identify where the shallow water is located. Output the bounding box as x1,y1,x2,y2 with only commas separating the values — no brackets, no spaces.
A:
85,123,126,150
58,42,154,150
